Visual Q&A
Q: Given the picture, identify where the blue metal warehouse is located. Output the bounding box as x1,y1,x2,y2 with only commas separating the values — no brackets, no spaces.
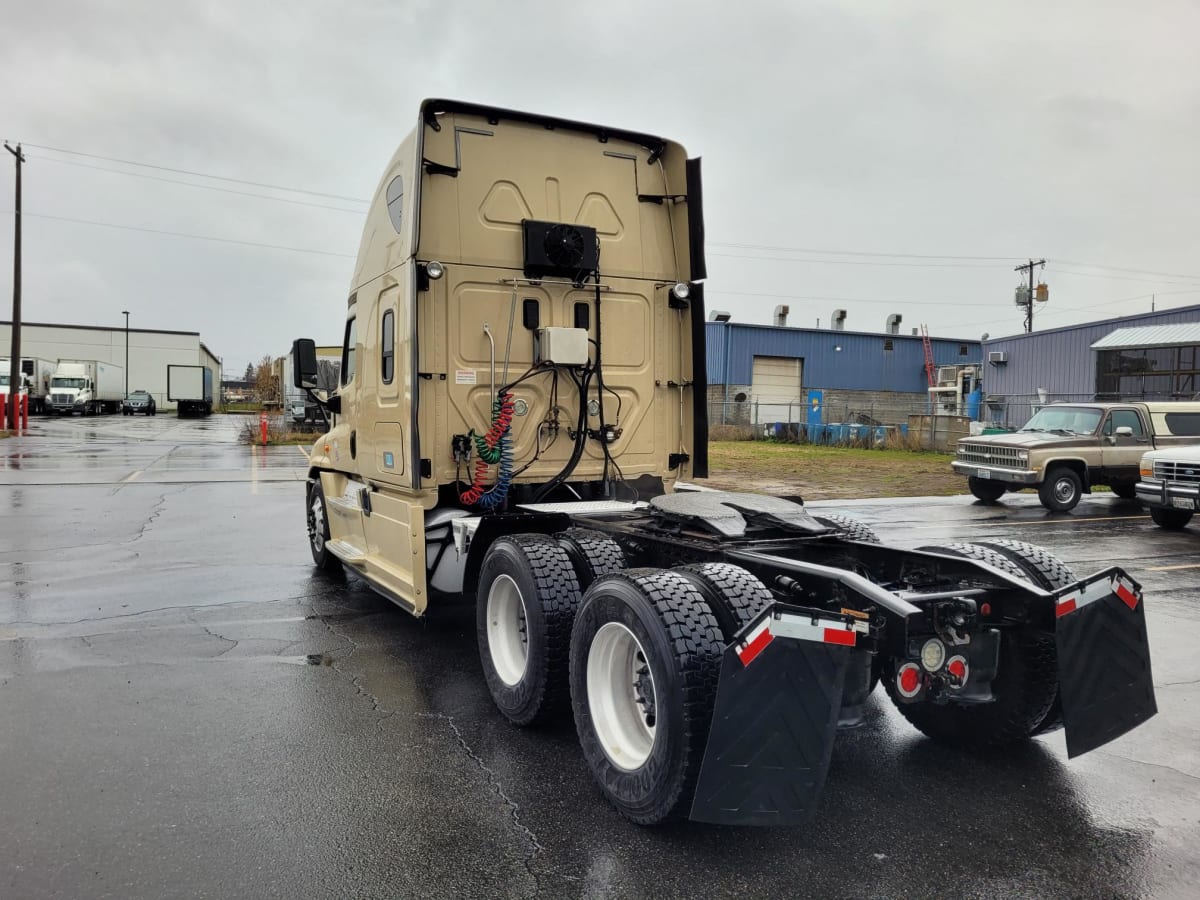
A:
704,320,982,427
980,303,1200,426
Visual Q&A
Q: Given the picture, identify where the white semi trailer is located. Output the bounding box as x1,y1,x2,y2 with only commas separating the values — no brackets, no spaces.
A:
48,360,124,415
167,365,214,417
0,357,56,414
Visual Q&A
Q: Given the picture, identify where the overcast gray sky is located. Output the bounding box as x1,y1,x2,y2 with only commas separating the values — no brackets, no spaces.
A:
3,0,1199,375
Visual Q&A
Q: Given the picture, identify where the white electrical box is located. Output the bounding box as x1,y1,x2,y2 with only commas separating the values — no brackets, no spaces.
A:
537,327,589,366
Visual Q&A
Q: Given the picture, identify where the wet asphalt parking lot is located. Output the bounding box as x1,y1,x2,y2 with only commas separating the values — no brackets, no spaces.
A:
2,414,1198,899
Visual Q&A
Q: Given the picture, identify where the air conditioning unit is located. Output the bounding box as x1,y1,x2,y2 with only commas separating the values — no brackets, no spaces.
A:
936,366,958,385
521,220,599,281
988,350,1008,365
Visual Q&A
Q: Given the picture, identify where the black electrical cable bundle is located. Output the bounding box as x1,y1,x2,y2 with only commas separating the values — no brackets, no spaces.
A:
530,364,593,503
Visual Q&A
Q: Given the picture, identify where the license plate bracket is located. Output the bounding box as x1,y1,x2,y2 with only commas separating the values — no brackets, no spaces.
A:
1170,497,1195,510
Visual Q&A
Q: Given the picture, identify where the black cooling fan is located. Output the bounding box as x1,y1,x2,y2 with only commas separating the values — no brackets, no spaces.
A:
522,219,599,280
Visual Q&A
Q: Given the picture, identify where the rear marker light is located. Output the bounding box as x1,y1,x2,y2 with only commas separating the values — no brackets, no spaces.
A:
896,662,923,698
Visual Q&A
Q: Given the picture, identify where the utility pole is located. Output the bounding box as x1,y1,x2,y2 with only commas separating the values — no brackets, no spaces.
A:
4,142,24,429
122,310,130,398
1015,258,1045,334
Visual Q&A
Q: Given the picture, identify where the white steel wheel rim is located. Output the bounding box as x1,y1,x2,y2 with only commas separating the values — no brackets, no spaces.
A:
309,496,326,552
587,622,657,771
487,574,529,687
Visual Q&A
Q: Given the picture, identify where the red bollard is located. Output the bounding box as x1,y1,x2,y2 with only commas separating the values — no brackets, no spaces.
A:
0,393,6,430
259,411,269,444
20,394,28,431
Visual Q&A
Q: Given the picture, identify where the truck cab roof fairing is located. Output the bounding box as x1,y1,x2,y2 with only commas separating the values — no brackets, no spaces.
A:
419,99,670,162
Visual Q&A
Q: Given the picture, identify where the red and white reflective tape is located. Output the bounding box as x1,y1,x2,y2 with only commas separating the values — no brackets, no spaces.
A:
735,618,775,667
1056,574,1141,618
736,612,865,667
1112,574,1140,610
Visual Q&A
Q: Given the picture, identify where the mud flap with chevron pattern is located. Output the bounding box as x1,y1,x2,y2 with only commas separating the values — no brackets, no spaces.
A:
1055,568,1157,758
689,606,858,825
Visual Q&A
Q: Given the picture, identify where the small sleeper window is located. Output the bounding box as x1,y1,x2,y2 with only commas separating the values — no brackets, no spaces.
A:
382,310,395,384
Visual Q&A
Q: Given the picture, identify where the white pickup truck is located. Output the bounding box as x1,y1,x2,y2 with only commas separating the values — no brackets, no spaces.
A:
1136,446,1200,529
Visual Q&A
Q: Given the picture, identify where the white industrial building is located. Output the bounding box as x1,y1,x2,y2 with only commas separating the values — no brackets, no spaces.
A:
1,320,221,413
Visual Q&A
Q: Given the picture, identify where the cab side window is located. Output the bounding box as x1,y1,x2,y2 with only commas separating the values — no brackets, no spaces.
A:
1107,409,1144,436
341,317,357,386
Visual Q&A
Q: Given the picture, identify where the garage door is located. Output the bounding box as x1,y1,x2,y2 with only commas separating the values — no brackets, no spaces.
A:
751,356,803,424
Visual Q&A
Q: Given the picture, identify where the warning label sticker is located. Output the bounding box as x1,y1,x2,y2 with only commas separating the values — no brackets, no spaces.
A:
455,369,477,385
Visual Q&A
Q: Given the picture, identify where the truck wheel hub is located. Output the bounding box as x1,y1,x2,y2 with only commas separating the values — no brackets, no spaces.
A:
486,574,529,687
587,622,657,771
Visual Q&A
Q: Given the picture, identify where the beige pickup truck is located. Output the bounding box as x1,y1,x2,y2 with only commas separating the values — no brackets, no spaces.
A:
953,401,1200,511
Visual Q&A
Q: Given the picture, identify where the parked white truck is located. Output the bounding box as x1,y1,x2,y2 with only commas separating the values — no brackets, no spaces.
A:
167,365,214,417
48,360,124,415
1136,445,1200,530
0,357,56,414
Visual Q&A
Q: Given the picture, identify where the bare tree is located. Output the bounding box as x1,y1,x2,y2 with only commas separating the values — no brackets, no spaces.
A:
254,355,278,405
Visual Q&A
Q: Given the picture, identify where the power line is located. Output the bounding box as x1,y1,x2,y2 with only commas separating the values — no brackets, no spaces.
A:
1048,258,1200,282
708,251,1012,270
708,288,988,308
1045,266,1200,287
5,210,357,259
708,240,1020,261
21,142,371,204
29,155,366,214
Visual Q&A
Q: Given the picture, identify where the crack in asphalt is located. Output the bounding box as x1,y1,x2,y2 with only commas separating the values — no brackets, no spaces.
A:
199,625,239,658
1095,750,1200,785
1155,677,1200,688
317,614,541,892
3,594,310,629
417,709,545,890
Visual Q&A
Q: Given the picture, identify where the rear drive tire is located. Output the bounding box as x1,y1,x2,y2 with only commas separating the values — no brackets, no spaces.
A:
813,513,880,543
477,534,583,727
1038,466,1083,511
570,569,723,825
968,477,1006,503
894,542,1060,747
556,528,625,591
672,562,772,642
973,539,1076,736
306,479,342,573
1150,506,1193,529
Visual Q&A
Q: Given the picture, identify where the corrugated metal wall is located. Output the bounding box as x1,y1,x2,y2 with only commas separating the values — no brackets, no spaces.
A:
981,303,1200,397
705,322,980,392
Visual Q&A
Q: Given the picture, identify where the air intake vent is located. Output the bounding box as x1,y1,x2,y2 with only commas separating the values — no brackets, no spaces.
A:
522,220,599,281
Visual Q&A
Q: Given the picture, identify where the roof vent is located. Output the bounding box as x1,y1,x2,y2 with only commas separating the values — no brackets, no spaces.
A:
773,305,790,327
831,309,846,331
886,313,902,335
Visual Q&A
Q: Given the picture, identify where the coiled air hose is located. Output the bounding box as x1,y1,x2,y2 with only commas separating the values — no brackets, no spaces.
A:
459,392,515,508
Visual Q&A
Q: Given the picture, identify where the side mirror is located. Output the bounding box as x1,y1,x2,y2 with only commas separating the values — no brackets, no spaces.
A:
1114,426,1134,437
292,339,318,389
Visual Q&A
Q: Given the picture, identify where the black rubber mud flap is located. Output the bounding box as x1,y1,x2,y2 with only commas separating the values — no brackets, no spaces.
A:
1055,569,1157,758
689,607,856,825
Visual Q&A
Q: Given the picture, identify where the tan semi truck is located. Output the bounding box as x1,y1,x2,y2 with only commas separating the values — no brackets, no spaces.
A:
292,99,1157,825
